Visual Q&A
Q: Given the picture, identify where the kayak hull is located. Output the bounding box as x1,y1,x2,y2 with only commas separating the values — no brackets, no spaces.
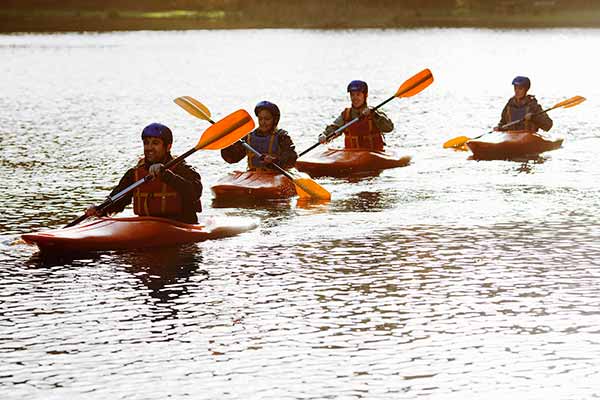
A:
296,148,411,177
21,215,258,253
212,170,300,199
466,131,563,160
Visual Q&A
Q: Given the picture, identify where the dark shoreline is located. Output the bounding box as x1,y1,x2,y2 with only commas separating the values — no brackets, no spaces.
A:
2,7,600,33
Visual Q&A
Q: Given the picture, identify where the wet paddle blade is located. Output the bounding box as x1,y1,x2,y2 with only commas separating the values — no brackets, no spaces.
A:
395,68,434,98
294,183,311,199
559,95,586,109
174,96,212,121
443,135,471,149
195,109,254,150
293,177,331,200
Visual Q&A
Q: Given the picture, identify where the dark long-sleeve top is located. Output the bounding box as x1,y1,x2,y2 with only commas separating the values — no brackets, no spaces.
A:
497,95,553,132
102,155,202,224
220,128,298,169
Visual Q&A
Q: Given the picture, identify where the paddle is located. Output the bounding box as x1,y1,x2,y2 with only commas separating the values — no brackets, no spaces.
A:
443,95,587,149
174,96,331,201
64,109,255,228
297,68,434,158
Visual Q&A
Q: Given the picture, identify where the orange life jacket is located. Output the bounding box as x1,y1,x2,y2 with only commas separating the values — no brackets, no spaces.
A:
343,108,384,151
132,159,183,217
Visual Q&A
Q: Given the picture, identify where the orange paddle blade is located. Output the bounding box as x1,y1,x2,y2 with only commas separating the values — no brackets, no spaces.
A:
293,177,331,200
195,109,254,150
294,183,311,199
558,95,586,109
443,135,471,149
395,68,434,98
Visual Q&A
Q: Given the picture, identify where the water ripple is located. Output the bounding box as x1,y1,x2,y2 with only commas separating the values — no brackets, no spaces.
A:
2,28,600,399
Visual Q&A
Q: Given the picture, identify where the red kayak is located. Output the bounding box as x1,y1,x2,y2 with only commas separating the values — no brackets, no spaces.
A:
467,130,563,160
295,148,411,177
212,170,302,199
21,215,258,253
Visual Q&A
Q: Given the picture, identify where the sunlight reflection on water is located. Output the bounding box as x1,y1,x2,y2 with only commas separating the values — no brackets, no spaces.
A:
1,28,600,399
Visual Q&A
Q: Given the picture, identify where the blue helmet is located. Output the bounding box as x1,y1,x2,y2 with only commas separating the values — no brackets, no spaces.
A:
347,80,368,94
141,123,173,145
254,101,280,125
512,76,531,90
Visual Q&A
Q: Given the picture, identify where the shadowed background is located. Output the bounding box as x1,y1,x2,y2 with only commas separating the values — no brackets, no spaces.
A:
2,0,600,31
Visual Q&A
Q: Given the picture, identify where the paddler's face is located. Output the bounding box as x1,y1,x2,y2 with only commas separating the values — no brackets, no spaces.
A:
143,137,170,163
514,85,528,100
350,91,367,109
257,109,275,133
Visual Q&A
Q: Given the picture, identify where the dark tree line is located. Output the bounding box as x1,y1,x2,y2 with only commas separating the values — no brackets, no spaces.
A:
3,0,599,11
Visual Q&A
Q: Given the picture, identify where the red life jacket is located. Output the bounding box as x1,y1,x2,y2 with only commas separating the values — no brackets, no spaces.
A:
343,108,384,151
132,159,183,217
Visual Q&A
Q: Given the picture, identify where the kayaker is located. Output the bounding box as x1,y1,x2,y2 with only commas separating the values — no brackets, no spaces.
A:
85,123,203,224
318,80,394,150
494,76,553,132
221,101,297,170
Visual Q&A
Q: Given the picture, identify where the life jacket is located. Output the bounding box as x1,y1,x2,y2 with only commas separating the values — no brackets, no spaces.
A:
342,108,384,151
507,95,535,132
246,129,280,170
132,159,183,217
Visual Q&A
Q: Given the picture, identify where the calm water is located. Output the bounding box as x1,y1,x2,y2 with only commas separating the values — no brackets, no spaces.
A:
1,28,599,399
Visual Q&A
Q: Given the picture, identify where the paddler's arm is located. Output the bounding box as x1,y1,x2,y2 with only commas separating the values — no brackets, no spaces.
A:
495,101,511,131
323,113,345,136
88,168,135,217
529,102,553,132
371,109,394,133
276,131,298,169
162,162,203,201
220,141,247,164
319,113,345,143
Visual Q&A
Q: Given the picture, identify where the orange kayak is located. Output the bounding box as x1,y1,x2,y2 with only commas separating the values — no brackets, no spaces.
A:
212,170,302,199
467,130,563,160
295,148,411,177
21,215,258,253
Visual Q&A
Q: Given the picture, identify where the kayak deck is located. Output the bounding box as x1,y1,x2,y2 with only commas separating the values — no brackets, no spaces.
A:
21,215,258,253
467,130,563,160
296,148,411,177
212,170,300,199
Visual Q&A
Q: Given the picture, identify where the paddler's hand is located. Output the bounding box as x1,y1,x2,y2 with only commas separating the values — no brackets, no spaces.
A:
85,206,100,217
493,126,500,132
360,107,371,118
260,155,277,165
148,163,165,178
318,133,329,144
524,112,533,121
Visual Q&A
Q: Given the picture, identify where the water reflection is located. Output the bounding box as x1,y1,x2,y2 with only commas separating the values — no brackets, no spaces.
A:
2,28,600,399
468,153,551,164
115,244,207,306
338,170,383,182
25,249,104,268
24,243,208,324
211,196,293,210
335,190,397,212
